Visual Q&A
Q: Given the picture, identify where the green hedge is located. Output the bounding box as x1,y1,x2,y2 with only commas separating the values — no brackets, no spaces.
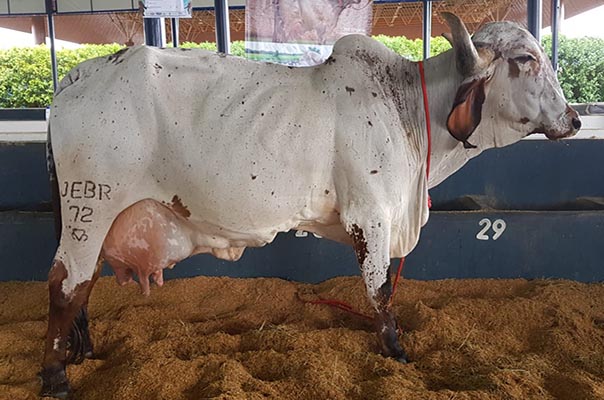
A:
0,35,601,108
0,44,123,108
542,36,604,104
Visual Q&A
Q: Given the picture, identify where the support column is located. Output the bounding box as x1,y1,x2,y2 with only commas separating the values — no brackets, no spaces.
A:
144,18,165,47
171,18,179,47
45,0,58,92
31,16,46,45
527,0,542,41
422,0,432,60
215,0,230,54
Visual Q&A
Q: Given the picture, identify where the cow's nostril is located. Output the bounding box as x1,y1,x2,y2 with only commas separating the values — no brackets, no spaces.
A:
572,117,582,130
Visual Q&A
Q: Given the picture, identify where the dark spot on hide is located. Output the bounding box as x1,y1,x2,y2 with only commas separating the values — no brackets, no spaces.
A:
350,224,368,266
370,170,378,175
107,48,128,65
287,66,294,69
324,190,330,195
368,121,373,127
372,92,378,98
180,48,191,51
251,175,257,180
325,56,336,65
153,63,163,71
508,58,520,78
170,195,191,218
519,117,530,124
345,86,355,95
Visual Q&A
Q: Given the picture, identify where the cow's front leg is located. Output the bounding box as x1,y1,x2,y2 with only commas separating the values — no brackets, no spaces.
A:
346,218,408,363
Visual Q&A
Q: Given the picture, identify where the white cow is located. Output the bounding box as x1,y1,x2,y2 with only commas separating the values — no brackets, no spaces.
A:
40,13,580,398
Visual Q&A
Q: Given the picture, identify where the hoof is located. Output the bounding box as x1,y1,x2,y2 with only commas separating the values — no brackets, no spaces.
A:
393,353,409,364
39,366,71,399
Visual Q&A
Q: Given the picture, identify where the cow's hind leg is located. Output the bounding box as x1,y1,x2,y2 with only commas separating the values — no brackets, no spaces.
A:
40,214,116,399
344,215,408,363
66,259,103,365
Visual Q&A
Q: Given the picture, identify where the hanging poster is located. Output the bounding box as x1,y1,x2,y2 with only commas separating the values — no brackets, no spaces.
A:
143,0,192,18
245,0,372,66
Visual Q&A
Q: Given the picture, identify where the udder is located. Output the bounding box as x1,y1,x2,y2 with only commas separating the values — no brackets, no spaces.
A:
102,199,196,295
102,199,248,295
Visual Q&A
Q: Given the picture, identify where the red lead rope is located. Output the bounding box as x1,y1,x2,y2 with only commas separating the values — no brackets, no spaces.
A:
301,61,432,320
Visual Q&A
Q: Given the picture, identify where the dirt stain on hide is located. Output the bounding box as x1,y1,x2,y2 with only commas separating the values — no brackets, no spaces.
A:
44,260,94,368
345,86,355,95
107,48,128,65
353,49,409,129
350,224,368,266
169,195,191,219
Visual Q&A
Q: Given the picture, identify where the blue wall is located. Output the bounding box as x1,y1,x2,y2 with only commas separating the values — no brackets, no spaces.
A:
1,139,603,283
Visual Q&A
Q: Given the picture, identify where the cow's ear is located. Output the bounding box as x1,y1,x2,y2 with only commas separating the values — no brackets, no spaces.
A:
446,77,487,149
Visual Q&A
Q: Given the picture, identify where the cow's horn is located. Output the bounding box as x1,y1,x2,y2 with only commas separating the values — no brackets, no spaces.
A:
441,12,487,76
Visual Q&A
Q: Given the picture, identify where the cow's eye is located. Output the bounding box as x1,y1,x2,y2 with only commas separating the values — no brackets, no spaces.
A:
513,54,536,63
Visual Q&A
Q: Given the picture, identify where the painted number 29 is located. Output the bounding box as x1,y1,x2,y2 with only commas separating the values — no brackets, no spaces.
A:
476,218,506,241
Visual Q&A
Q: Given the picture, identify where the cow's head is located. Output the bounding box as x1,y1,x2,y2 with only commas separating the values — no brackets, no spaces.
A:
441,12,581,149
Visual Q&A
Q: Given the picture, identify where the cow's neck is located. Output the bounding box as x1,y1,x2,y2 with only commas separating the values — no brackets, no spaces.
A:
421,50,494,189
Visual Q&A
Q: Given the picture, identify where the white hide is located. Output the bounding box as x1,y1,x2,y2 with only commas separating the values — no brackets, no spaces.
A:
51,35,428,297
49,21,577,301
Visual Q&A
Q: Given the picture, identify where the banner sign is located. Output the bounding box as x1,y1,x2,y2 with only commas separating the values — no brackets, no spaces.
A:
143,0,192,18
245,0,372,66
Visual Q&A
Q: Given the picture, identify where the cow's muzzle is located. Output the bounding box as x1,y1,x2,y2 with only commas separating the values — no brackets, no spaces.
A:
537,105,582,140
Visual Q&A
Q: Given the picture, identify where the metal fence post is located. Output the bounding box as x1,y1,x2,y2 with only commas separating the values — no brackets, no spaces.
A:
45,0,58,92
423,0,432,60
551,0,561,71
215,0,230,54
527,0,543,41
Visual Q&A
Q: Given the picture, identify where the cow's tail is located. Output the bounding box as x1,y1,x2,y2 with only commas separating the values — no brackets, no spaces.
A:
46,123,62,242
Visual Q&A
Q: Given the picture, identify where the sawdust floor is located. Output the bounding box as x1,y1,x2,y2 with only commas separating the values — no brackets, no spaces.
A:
1,276,604,400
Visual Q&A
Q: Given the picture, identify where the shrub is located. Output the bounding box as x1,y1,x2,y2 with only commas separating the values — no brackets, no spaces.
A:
372,35,451,60
0,44,123,108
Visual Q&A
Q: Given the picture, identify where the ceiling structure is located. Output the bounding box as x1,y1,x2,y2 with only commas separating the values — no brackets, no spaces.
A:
0,0,600,46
